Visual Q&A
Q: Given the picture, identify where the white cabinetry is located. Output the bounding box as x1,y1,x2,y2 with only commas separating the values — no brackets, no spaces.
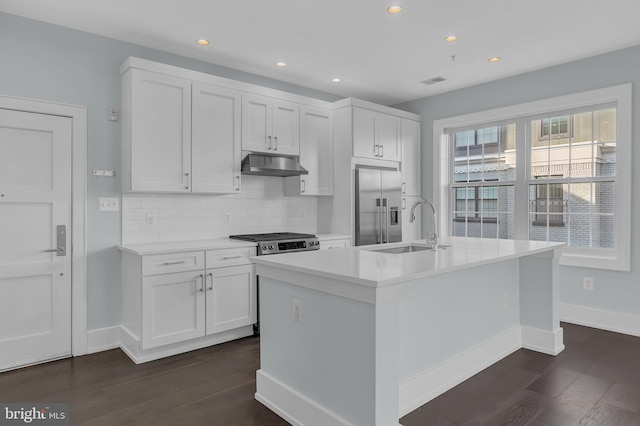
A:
242,94,300,155
120,244,256,363
402,196,422,242
121,67,241,194
285,106,333,196
318,235,352,250
401,119,421,197
353,107,401,162
123,69,192,192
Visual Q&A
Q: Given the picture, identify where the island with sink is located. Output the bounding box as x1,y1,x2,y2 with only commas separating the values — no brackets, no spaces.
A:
253,237,565,426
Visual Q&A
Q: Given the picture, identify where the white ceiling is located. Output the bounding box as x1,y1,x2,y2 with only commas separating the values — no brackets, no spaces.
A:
2,0,640,105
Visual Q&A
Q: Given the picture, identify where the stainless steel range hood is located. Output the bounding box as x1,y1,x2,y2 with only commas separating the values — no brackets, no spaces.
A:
241,153,308,177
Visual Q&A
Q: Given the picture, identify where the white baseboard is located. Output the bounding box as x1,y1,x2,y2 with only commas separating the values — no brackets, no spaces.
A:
256,370,390,426
561,303,640,337
398,325,522,417
86,325,121,354
521,325,564,355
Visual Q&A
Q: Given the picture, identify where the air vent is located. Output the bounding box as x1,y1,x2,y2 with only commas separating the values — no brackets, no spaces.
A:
421,76,446,85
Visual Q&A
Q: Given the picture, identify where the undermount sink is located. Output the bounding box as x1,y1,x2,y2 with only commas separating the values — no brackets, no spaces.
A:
366,244,450,254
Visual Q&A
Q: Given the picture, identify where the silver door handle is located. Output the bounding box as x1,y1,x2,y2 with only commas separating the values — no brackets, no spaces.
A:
301,179,306,193
207,273,213,291
198,274,204,292
274,136,278,151
235,175,240,191
268,136,272,150
184,172,189,189
45,225,66,256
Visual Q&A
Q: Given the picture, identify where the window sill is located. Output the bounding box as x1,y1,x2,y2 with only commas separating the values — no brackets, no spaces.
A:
559,247,629,272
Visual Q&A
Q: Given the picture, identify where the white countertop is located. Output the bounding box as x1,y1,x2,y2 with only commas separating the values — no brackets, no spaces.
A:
253,237,565,287
118,238,257,255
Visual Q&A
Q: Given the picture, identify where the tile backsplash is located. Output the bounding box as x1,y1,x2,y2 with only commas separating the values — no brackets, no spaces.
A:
121,176,318,244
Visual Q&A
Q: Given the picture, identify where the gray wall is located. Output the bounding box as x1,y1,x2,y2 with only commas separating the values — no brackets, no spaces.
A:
395,45,640,318
0,12,340,330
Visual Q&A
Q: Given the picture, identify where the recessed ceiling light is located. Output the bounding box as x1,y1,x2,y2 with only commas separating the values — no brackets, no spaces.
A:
387,5,402,13
196,39,209,46
488,56,501,63
444,35,457,43
332,78,341,83
276,61,287,67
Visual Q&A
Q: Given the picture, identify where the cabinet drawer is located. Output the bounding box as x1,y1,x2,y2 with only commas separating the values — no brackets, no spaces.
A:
319,239,351,250
142,251,205,276
206,247,256,268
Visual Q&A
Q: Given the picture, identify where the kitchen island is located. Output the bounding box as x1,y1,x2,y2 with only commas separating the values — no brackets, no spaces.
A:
253,237,565,426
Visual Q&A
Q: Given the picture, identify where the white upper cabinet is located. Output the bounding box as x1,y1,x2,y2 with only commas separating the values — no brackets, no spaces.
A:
401,119,421,197
125,69,192,192
285,106,333,196
122,68,241,194
191,82,242,193
352,106,401,161
242,94,300,155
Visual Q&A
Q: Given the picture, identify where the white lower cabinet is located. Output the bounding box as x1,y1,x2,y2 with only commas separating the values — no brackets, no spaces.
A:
206,264,256,335
318,236,352,250
120,245,257,362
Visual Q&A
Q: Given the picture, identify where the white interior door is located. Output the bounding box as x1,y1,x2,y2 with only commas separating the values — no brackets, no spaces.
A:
0,108,72,371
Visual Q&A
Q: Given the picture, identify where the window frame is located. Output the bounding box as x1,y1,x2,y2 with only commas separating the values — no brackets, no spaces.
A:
432,84,631,271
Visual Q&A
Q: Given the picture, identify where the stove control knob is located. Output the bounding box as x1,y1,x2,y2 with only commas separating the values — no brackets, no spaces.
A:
269,245,275,250
261,245,268,251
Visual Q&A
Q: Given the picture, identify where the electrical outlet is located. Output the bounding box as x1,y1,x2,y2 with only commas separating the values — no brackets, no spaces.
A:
145,213,156,227
583,277,595,290
292,299,303,323
223,211,231,224
98,197,119,211
504,293,510,310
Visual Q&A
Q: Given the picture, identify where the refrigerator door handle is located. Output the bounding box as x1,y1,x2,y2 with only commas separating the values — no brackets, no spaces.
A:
382,198,388,243
376,198,382,244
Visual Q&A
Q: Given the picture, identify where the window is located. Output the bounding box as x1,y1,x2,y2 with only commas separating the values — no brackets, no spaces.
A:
433,85,631,271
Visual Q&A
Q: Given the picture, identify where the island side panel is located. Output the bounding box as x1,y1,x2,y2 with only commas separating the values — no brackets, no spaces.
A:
256,276,401,426
398,259,522,416
519,249,564,355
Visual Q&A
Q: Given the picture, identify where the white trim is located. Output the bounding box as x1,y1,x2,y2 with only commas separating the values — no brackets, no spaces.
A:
521,326,564,355
86,326,121,354
398,325,522,417
255,370,373,426
432,84,631,271
0,94,88,357
119,325,254,364
561,303,640,337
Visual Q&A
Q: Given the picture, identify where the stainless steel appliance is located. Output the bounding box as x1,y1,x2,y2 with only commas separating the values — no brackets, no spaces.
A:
355,167,402,246
228,232,320,334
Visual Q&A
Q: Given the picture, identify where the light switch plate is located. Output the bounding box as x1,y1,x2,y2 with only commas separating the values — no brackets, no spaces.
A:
99,197,119,211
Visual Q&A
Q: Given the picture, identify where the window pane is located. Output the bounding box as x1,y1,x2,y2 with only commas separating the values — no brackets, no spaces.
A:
595,215,615,249
594,182,615,215
569,214,591,247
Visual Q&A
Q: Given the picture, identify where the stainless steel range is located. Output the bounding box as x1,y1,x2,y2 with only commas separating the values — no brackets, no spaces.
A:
228,232,320,335
229,232,320,255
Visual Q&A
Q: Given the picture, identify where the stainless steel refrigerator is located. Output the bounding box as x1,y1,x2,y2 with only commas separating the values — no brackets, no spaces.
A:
355,167,402,246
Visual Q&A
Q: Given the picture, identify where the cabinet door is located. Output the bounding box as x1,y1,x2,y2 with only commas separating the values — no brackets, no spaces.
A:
192,83,241,193
271,100,300,155
352,107,377,159
401,119,421,196
319,238,351,250
206,264,256,335
402,196,422,242
141,271,205,349
377,113,401,161
242,94,272,153
298,106,333,195
130,70,191,192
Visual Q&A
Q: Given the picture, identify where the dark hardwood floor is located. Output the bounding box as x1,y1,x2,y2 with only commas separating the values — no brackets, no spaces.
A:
1,322,639,425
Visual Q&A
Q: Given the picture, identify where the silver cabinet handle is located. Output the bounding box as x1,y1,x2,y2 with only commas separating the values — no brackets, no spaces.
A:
274,136,278,151
301,179,306,193
207,273,213,291
162,260,186,266
402,198,407,210
221,255,242,260
198,274,204,292
374,144,379,157
268,135,272,150
184,172,190,189
402,182,406,194
380,145,384,158
235,175,240,191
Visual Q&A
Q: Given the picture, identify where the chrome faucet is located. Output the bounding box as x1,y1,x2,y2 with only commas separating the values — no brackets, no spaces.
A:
409,198,438,249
